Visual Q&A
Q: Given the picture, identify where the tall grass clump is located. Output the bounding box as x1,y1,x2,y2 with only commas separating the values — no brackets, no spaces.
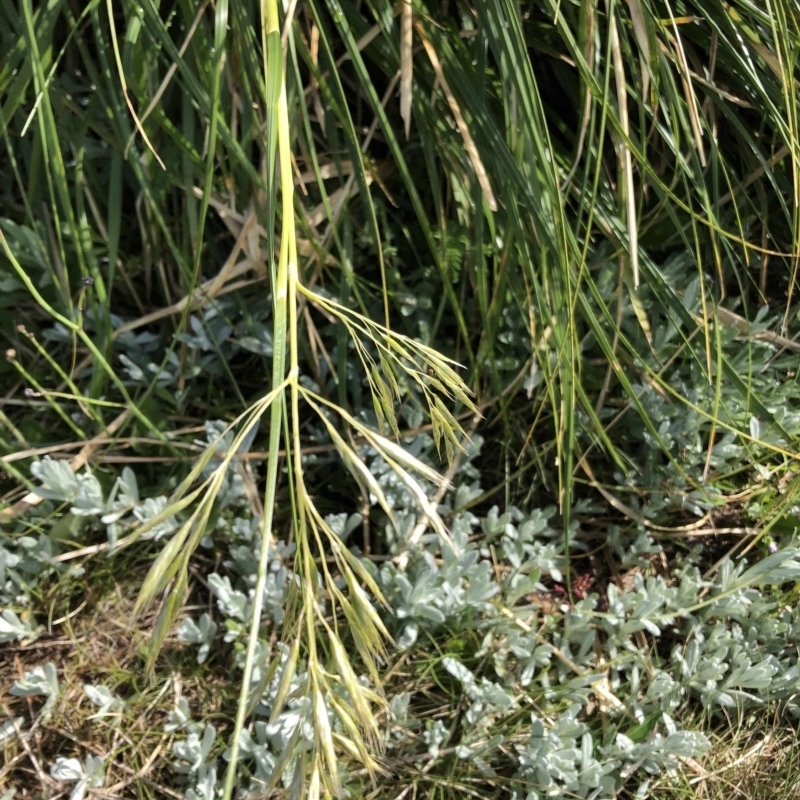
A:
3,0,800,797
2,0,478,792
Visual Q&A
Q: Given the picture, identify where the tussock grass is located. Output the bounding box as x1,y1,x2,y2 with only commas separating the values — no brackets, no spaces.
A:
3,0,800,796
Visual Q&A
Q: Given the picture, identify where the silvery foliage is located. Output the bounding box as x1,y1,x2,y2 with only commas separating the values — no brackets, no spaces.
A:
10,662,60,720
115,298,272,408
193,419,259,510
83,684,125,717
603,715,712,776
164,699,222,799
385,525,800,797
387,691,418,751
515,707,617,797
442,657,514,774
50,755,105,800
379,509,498,650
422,719,448,758
0,716,24,747
13,447,800,800
163,644,321,797
26,413,261,561
326,511,363,542
490,504,567,581
165,417,771,799
207,574,249,623
173,723,218,774
18,423,301,794
0,532,37,609
606,526,662,570
0,607,42,643
184,766,220,800
165,697,199,734
335,423,800,798
442,657,514,726
29,460,178,548
199,515,293,641
178,613,218,664
14,275,800,797
583,265,800,526
0,528,77,639
171,415,800,798
17,422,259,642
31,458,105,516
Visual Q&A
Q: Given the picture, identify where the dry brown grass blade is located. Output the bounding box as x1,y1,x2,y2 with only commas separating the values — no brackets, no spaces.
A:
294,160,354,184
309,23,326,131
610,14,639,287
305,159,396,228
112,258,257,335
124,0,210,159
105,0,165,170
190,182,349,256
667,21,707,167
400,0,413,138
626,0,652,101
416,24,497,212
191,186,247,237
698,304,800,353
561,0,595,192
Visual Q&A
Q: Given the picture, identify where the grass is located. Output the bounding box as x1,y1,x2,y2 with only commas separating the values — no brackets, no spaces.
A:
654,715,800,799
4,0,800,796
1,558,228,799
